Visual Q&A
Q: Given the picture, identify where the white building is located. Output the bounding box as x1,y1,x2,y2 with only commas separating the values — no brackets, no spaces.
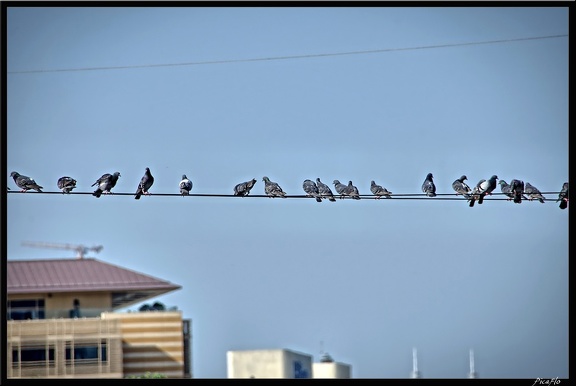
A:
313,353,352,378
227,349,313,378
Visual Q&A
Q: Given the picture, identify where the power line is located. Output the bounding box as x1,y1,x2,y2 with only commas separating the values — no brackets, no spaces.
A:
6,190,562,202
7,34,567,75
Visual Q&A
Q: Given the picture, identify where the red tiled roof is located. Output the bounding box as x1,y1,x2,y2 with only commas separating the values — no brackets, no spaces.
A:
7,258,181,294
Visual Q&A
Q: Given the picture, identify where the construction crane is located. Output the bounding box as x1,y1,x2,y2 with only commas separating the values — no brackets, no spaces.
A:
22,241,103,259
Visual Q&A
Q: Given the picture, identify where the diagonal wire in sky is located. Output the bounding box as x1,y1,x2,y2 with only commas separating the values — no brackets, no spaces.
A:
7,34,568,74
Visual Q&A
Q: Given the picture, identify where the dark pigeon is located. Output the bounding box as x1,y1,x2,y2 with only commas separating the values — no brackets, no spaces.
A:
370,180,392,199
179,174,193,196
303,179,322,202
57,176,77,194
498,180,514,201
345,181,361,200
10,171,43,192
333,180,348,199
469,175,498,207
422,173,436,197
135,167,154,199
316,178,336,202
525,182,545,203
557,182,568,209
452,175,471,199
263,176,286,198
234,178,257,196
509,179,526,204
92,172,120,198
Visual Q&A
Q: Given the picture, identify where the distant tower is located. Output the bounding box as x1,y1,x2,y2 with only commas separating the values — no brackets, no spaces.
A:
410,348,421,378
468,349,478,378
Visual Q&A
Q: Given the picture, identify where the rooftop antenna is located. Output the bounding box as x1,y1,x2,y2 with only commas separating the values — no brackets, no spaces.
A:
410,347,421,378
468,349,477,378
22,241,103,259
318,340,334,363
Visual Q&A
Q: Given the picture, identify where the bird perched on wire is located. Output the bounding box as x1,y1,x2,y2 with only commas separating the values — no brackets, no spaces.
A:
452,175,471,199
557,182,568,209
57,176,77,194
316,178,336,202
422,173,436,197
524,182,545,203
345,181,361,200
302,179,322,202
135,167,154,199
498,180,514,201
263,176,286,198
179,174,193,196
509,179,526,204
370,180,392,199
10,171,43,192
468,175,498,207
92,172,121,198
234,178,257,196
333,180,348,199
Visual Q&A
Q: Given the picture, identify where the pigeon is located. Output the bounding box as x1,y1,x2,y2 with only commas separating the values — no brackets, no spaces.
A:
370,180,392,199
179,174,193,196
452,175,471,199
234,178,257,196
333,180,348,199
316,178,336,202
135,167,154,199
557,182,568,209
468,175,498,207
10,171,43,192
422,173,436,197
509,179,526,204
345,181,361,200
262,176,286,198
92,172,121,198
57,176,77,194
524,182,545,203
498,180,514,201
302,179,322,202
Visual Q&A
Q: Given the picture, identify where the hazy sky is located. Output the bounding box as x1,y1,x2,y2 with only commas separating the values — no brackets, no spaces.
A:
5,6,569,379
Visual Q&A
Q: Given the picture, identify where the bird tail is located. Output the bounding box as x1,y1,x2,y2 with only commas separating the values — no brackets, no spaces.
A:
559,200,568,209
478,195,484,204
135,190,142,200
315,197,322,202
328,196,336,202
469,198,475,207
35,186,43,192
93,189,102,198
538,197,545,204
513,194,522,204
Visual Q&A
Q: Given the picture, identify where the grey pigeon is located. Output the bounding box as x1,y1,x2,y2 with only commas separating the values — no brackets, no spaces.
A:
179,174,193,196
422,173,436,197
57,176,77,194
525,182,545,203
135,167,154,199
303,179,322,202
509,179,526,204
316,178,336,202
10,171,43,192
370,180,392,199
345,181,361,200
469,175,498,207
234,178,257,196
262,176,286,198
92,172,121,198
333,180,348,199
498,180,514,201
557,182,568,209
452,175,471,199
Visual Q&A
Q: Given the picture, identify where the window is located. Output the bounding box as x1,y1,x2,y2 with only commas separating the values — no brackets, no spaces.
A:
12,343,55,368
65,340,108,365
7,299,45,320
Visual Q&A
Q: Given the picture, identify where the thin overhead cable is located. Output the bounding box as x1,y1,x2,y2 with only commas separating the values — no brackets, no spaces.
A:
7,34,567,74
6,190,563,202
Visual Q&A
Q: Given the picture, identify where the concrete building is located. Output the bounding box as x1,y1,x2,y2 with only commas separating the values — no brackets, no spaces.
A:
227,349,313,378
312,353,352,378
227,348,352,378
6,257,191,378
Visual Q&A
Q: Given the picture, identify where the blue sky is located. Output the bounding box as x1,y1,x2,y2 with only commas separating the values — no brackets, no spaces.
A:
5,6,569,379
